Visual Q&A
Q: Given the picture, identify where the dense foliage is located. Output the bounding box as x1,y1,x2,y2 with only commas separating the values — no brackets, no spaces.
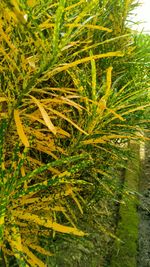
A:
0,0,149,266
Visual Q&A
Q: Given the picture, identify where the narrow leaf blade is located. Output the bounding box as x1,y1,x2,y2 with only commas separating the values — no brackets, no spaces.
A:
14,110,29,147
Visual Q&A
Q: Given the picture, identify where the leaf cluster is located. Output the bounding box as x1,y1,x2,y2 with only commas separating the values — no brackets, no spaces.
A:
0,0,149,266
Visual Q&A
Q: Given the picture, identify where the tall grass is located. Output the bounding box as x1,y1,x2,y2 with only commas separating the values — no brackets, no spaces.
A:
0,0,149,266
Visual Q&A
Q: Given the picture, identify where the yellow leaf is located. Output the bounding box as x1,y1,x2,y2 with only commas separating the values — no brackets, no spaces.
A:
39,22,54,30
0,25,17,51
9,215,29,266
90,50,96,101
21,166,26,177
82,137,106,145
98,223,121,241
47,107,88,135
106,66,113,97
27,242,53,256
0,47,19,72
66,23,112,33
51,206,66,212
82,134,135,145
13,212,85,236
61,96,83,111
0,97,7,102
65,0,84,11
108,108,125,121
39,22,112,33
45,51,124,78
23,245,46,267
27,156,60,174
57,127,71,137
30,95,57,135
13,10,28,24
122,104,150,116
70,190,83,214
14,109,29,147
27,0,37,7
27,56,36,68
10,0,20,11
100,182,114,195
95,169,112,179
0,214,5,246
98,97,107,115
35,144,58,159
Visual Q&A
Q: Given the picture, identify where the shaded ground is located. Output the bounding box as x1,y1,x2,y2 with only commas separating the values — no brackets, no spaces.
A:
137,139,150,267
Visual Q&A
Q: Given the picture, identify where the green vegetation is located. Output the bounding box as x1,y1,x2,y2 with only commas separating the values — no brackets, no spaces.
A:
0,0,149,266
110,144,140,267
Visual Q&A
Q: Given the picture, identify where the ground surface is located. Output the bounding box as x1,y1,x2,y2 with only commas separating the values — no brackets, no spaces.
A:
137,138,150,267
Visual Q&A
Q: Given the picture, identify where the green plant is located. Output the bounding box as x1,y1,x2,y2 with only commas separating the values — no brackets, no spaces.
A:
0,0,149,266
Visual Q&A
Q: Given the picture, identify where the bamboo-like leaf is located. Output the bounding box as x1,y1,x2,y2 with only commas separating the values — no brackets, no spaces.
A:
0,213,5,247
47,106,88,135
44,51,124,78
100,182,114,195
65,23,112,32
65,0,85,11
0,97,7,102
39,13,111,34
27,0,37,7
60,96,84,111
0,47,20,72
9,215,29,267
26,242,53,256
121,104,150,116
35,144,58,159
60,0,99,42
27,156,60,174
0,25,17,51
29,95,57,135
53,0,66,57
82,134,134,145
14,109,29,147
71,34,131,58
23,245,46,267
97,222,121,242
70,189,83,214
56,127,71,137
95,169,112,179
98,97,107,114
90,50,97,101
105,66,113,98
13,211,86,236
107,108,125,121
82,137,106,145
64,199,77,223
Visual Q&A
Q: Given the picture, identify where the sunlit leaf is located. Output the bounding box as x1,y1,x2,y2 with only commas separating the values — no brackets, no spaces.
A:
14,110,29,147
27,0,37,7
0,97,7,102
29,95,57,135
9,215,29,266
90,50,96,101
47,106,88,135
65,23,112,32
70,189,83,214
105,66,113,98
26,242,53,256
23,245,46,267
45,51,124,78
13,211,86,236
